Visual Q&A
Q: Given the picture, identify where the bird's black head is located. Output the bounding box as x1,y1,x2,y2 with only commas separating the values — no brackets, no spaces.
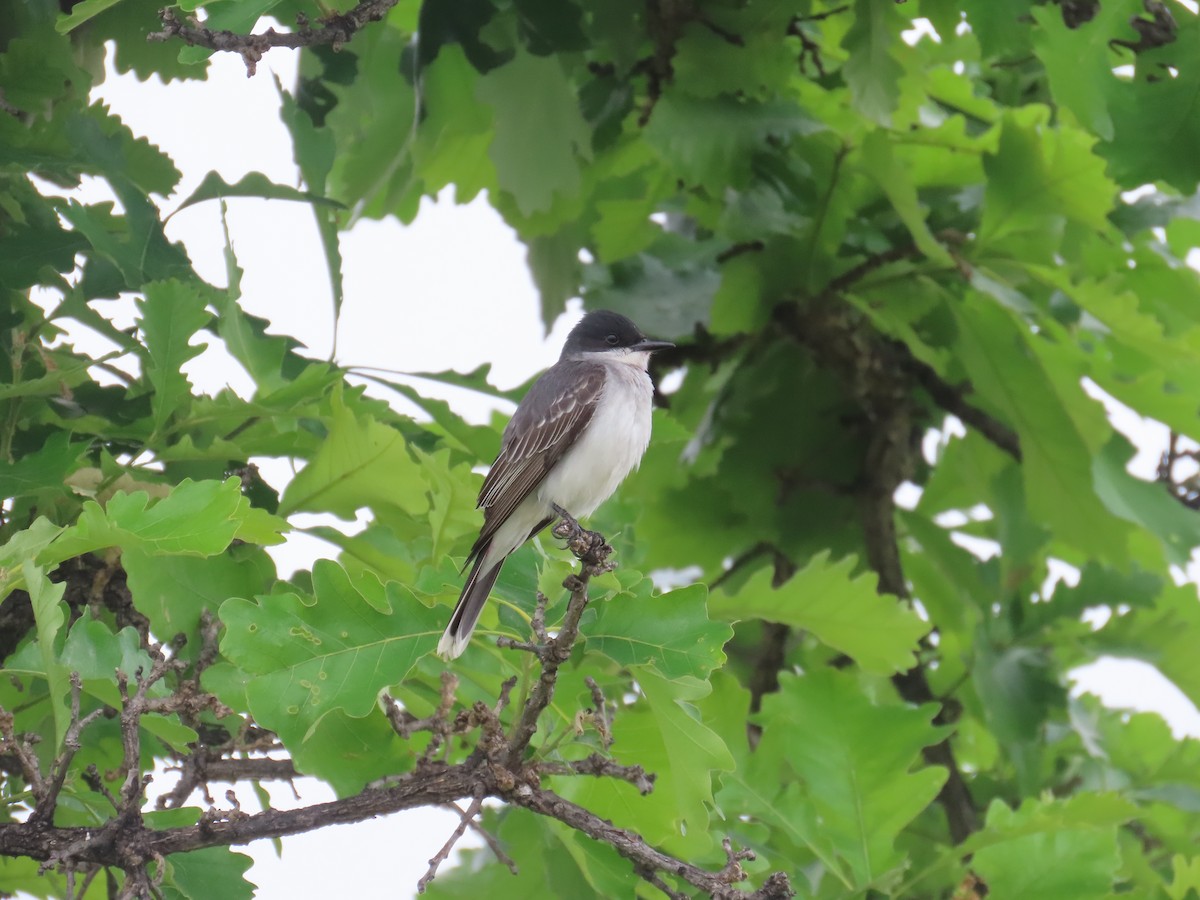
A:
561,310,674,357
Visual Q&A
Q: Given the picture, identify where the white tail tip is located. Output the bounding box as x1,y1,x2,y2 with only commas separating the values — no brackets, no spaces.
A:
437,628,470,661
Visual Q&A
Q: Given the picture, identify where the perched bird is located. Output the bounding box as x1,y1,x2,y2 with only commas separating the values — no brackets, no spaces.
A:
437,310,674,660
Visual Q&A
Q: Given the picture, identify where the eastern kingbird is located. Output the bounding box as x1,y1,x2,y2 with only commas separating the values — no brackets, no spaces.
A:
437,310,674,660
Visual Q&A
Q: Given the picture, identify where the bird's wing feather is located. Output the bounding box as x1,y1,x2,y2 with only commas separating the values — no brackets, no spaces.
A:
467,361,605,563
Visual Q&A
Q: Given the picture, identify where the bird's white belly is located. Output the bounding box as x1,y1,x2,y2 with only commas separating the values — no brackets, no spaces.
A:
536,363,652,517
479,361,653,570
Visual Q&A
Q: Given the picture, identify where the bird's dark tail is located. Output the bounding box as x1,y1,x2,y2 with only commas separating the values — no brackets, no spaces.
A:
438,552,503,660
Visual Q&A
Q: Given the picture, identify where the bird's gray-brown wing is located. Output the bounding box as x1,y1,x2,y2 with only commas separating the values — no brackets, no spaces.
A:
465,360,605,565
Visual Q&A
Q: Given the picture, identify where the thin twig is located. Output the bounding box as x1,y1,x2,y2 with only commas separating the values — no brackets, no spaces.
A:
504,510,610,768
583,676,612,749
899,347,1021,461
0,706,46,800
438,802,518,875
417,794,484,893
31,674,109,825
539,755,655,795
505,590,587,764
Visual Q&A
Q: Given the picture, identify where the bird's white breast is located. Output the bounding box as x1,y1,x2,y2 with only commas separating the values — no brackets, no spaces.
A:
536,359,653,517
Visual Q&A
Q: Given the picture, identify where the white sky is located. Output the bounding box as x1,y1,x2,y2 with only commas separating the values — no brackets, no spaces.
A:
37,33,1200,899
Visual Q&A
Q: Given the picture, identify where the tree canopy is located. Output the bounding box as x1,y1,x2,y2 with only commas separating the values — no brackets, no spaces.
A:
4,0,1200,896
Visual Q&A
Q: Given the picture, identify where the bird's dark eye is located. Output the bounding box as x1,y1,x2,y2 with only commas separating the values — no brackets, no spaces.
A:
605,333,619,346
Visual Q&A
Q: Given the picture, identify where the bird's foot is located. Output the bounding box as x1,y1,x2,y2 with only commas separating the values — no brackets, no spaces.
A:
551,504,615,575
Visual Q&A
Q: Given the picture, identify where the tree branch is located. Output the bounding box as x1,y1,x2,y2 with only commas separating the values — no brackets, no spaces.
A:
2,513,793,898
780,293,981,845
504,506,613,767
418,793,484,893
147,1,400,76
896,345,1021,462
774,243,1024,464
539,754,656,795
508,784,792,899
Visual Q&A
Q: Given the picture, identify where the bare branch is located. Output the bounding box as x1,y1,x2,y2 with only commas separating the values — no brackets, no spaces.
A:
0,708,44,798
508,784,792,899
1158,431,1200,509
777,257,1024,464
147,0,400,76
30,674,111,826
501,566,590,763
505,508,611,767
776,286,982,845
583,676,612,750
438,802,518,876
539,754,655,795
158,754,300,810
417,794,484,893
897,347,1022,462
747,621,791,749
2,765,483,863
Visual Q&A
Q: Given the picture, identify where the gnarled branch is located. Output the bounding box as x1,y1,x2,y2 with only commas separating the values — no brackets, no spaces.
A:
3,518,791,899
148,0,400,76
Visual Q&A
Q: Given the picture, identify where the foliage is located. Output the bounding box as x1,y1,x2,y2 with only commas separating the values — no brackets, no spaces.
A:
3,0,1200,897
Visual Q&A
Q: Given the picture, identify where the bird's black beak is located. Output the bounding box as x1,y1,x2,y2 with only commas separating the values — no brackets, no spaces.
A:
631,338,675,352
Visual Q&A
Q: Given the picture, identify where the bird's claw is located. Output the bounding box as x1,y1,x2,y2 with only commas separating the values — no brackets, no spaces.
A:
551,504,614,573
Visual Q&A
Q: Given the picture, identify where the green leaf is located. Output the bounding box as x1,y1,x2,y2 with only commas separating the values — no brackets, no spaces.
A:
841,0,906,125
24,560,70,748
408,44,496,201
1102,16,1200,192
218,561,443,750
583,247,720,340
756,669,948,889
361,374,499,461
0,433,85,501
954,294,1128,561
671,18,793,100
278,388,430,519
0,519,66,601
973,642,1064,792
50,478,252,563
858,131,953,264
981,107,1115,245
584,583,730,680
476,50,591,216
54,619,198,746
634,668,734,854
56,0,123,32
136,279,212,434
279,706,415,795
953,0,1035,58
169,171,344,219
642,93,818,189
528,227,584,320
709,552,928,675
123,544,275,653
276,77,344,344
1093,435,1200,567
86,0,210,82
1030,0,1140,141
1167,855,1200,900
1089,582,1200,711
163,847,255,900
412,447,481,563
969,796,1125,899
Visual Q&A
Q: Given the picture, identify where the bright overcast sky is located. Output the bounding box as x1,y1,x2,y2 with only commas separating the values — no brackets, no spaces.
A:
46,32,1200,900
